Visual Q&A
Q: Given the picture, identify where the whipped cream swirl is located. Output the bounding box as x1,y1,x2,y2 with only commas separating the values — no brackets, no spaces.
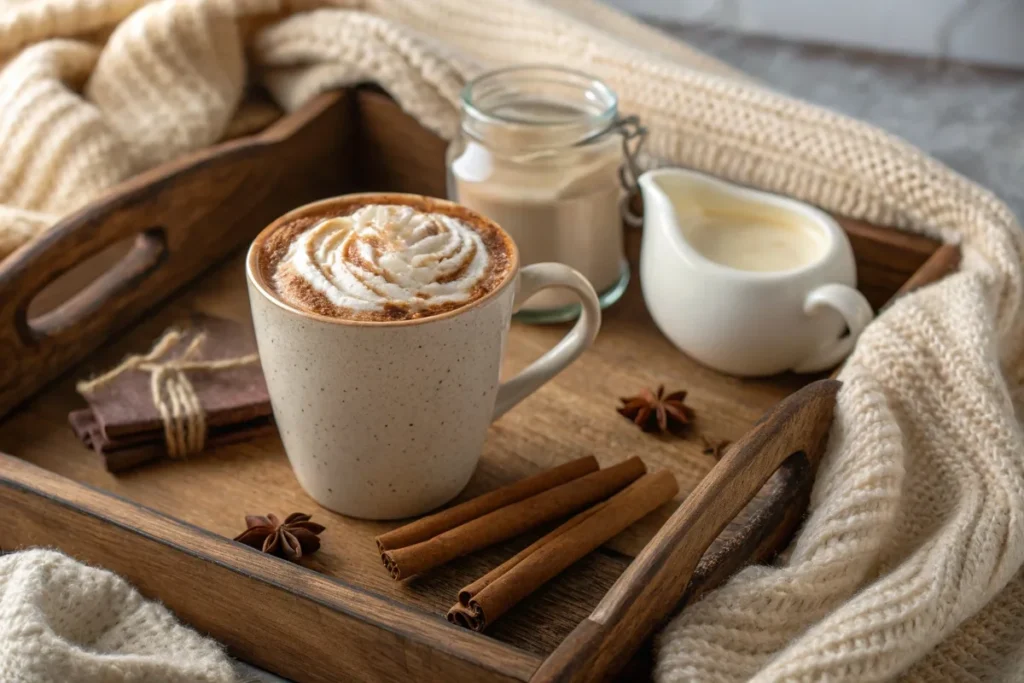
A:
277,204,492,315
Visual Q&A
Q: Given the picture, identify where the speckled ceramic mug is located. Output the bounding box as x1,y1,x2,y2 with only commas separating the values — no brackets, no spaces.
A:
246,193,601,519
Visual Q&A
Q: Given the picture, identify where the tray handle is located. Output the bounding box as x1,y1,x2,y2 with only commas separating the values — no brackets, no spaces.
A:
0,92,349,416
26,228,168,340
531,379,841,683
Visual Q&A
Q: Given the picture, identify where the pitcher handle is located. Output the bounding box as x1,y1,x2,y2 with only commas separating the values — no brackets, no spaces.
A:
493,264,601,420
792,284,874,374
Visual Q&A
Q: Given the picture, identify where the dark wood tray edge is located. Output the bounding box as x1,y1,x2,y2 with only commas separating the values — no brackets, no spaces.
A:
0,452,539,683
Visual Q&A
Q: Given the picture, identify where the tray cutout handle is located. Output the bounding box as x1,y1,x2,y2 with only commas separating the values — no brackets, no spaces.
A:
25,228,167,340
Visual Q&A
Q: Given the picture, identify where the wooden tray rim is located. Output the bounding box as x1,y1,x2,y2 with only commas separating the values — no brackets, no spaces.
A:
0,452,541,681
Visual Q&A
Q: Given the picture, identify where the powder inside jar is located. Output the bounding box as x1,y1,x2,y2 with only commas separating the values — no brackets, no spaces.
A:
449,97,626,314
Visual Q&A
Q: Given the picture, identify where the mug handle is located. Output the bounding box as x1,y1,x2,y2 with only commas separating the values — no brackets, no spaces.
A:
492,263,602,420
792,283,875,373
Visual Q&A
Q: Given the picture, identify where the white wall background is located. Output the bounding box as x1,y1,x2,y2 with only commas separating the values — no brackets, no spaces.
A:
605,0,1024,69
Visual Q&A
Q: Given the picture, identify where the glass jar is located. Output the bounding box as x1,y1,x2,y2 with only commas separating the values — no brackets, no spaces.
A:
446,66,643,323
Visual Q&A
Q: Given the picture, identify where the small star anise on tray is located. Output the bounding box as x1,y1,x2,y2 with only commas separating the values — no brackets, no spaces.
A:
618,385,694,434
234,512,325,561
701,435,732,460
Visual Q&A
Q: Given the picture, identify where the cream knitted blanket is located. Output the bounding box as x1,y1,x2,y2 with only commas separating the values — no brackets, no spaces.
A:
2,1,1023,681
0,550,234,682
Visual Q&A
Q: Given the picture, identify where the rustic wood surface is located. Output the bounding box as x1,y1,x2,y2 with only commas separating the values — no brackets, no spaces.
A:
0,88,952,683
0,232,814,653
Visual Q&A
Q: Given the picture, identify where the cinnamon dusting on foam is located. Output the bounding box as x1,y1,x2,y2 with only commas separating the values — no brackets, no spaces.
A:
259,201,514,322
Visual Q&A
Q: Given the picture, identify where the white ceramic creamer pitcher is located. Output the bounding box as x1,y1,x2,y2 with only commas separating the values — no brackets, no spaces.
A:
638,168,874,377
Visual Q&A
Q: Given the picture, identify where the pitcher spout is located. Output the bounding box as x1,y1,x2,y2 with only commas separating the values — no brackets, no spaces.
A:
637,169,673,219
637,168,703,249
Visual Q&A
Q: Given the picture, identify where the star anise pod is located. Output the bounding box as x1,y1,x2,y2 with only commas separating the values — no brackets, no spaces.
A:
234,512,325,561
701,435,732,460
618,385,694,433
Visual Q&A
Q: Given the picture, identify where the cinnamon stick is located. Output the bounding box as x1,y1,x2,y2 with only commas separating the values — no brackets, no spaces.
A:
448,469,679,631
380,457,646,580
376,455,599,553
454,499,611,616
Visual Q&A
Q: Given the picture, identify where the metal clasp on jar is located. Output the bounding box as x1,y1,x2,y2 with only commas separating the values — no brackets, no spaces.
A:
614,116,648,228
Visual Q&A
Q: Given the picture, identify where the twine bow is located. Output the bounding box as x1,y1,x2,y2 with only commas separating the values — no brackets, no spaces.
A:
76,330,259,458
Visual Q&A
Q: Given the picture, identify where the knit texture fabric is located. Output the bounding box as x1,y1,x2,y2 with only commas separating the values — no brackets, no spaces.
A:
0,550,235,683
1,1,1022,681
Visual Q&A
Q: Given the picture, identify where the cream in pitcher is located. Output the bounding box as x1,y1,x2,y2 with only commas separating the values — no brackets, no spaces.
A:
638,168,874,377
684,212,827,273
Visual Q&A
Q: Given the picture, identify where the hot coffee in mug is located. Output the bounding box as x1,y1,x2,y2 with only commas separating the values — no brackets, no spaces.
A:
246,194,601,520
262,203,515,322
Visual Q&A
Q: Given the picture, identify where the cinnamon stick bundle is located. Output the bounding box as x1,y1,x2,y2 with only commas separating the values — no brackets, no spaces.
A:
448,469,678,631
380,457,646,580
376,455,599,553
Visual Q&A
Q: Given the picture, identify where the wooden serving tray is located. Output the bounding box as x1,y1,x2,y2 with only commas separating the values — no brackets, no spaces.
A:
0,89,959,682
